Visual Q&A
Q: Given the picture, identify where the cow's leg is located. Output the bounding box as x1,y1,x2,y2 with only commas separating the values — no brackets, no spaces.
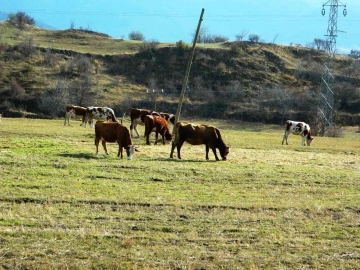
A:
146,133,151,145
176,141,185,159
301,136,305,146
117,144,123,158
64,113,68,126
102,140,109,155
211,147,220,161
282,132,289,145
154,131,159,145
205,145,210,160
133,122,140,138
95,137,100,155
170,141,176,158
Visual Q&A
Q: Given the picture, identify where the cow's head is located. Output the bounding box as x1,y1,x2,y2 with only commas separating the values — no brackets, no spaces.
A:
126,145,139,160
304,129,313,146
165,131,172,141
306,136,314,146
219,146,230,160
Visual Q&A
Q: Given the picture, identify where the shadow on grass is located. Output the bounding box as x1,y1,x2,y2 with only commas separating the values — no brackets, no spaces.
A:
150,157,218,163
58,152,95,159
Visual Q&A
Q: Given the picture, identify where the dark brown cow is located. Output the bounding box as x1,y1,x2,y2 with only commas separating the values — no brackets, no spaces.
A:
64,105,87,126
170,122,230,161
122,108,160,137
160,112,176,125
94,121,138,160
84,106,119,128
144,115,172,145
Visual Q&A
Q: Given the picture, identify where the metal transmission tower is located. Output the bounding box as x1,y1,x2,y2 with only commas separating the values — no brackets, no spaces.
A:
317,0,347,135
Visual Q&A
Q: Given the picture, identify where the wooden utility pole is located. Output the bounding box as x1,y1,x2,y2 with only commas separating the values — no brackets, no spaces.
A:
173,8,204,131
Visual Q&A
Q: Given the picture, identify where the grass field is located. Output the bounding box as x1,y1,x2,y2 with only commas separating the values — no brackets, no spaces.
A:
0,118,359,269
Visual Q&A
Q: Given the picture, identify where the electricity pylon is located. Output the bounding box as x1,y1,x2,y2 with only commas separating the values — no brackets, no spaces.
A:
317,0,347,135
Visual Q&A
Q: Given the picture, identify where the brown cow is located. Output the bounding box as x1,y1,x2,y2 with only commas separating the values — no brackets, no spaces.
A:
144,115,172,145
94,121,138,160
64,105,87,126
122,108,160,137
170,122,230,161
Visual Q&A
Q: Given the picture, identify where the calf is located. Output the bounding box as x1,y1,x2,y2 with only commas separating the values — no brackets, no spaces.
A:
84,106,119,128
94,121,138,160
170,122,230,161
122,108,160,137
282,120,314,146
64,105,87,126
144,115,172,145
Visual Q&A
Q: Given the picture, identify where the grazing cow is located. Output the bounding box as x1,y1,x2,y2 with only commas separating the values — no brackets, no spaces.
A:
122,108,160,137
83,106,119,128
64,105,87,126
94,121,138,160
144,115,172,145
160,112,176,125
170,122,230,161
282,120,314,146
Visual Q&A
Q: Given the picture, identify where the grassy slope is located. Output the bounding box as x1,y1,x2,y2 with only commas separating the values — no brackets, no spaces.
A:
1,21,359,114
0,118,359,269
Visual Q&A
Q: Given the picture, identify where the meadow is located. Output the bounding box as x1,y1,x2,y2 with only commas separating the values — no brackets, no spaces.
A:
0,117,359,269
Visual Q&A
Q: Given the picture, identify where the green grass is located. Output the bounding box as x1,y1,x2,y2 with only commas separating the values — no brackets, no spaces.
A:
0,118,359,269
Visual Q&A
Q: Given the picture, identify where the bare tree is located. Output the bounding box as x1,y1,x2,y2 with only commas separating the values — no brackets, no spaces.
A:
128,31,145,41
39,79,70,117
235,30,248,41
265,85,293,124
70,74,95,106
272,33,279,44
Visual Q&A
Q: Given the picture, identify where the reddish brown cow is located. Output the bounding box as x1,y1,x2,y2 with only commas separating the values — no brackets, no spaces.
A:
122,108,160,137
64,105,87,126
170,122,230,161
94,121,138,160
144,115,172,145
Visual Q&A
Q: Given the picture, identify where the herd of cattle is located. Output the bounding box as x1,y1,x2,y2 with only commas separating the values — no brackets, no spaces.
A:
64,105,313,161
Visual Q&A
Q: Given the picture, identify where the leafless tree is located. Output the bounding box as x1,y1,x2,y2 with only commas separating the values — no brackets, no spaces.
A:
129,31,145,41
265,85,293,124
235,30,248,41
39,78,70,117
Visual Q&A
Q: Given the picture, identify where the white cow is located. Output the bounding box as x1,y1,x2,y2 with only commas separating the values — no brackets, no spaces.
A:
282,120,313,146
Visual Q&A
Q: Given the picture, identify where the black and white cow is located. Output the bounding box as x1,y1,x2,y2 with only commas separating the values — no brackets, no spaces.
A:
282,120,314,146
83,106,120,128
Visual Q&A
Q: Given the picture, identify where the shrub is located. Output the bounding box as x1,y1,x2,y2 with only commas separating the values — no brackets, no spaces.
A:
7,12,35,29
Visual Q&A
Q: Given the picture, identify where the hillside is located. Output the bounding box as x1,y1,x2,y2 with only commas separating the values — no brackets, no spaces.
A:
0,21,359,125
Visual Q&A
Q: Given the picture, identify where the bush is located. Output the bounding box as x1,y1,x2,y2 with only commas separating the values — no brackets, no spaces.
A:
248,34,260,43
7,12,35,29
